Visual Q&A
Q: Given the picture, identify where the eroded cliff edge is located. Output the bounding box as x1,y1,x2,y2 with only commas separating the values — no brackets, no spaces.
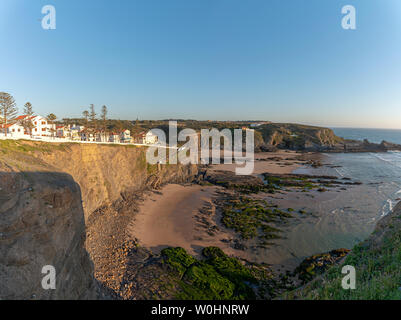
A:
0,140,198,299
2,139,400,300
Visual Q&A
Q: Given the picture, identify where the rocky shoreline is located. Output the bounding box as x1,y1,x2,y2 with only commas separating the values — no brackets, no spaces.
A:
1,139,399,300
118,157,367,299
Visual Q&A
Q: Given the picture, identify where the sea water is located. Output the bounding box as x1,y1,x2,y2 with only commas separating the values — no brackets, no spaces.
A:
262,129,401,268
332,127,401,144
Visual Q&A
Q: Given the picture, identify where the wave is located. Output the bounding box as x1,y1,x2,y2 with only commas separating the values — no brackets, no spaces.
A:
370,153,401,170
381,199,394,217
333,167,345,177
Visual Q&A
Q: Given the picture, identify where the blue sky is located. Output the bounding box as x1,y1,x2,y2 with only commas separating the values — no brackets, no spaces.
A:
1,0,401,128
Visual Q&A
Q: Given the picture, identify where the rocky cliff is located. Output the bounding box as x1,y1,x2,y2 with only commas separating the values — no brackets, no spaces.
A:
0,140,198,299
256,123,344,150
255,123,401,152
40,143,198,220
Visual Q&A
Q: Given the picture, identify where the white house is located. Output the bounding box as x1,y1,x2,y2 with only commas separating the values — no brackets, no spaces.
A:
70,125,84,141
56,125,70,138
1,123,27,138
109,133,120,143
15,115,55,137
80,130,96,142
120,130,131,143
144,131,158,144
250,121,270,128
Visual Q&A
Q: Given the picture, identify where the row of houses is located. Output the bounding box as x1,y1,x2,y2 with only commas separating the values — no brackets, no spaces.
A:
57,124,158,144
0,115,159,144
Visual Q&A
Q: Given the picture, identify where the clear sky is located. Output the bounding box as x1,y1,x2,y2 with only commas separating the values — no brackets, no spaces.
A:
1,0,401,128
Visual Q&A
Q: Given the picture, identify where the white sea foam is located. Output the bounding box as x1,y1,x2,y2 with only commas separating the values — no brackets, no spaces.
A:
381,199,395,217
334,167,345,177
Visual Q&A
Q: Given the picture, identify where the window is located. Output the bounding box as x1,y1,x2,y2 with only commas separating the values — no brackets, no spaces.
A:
35,128,37,132
42,121,46,125
42,128,46,131
35,122,37,125
18,129,20,132
12,129,15,132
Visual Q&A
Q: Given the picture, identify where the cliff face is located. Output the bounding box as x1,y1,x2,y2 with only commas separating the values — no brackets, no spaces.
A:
256,123,344,150
40,144,198,220
0,141,199,299
0,163,97,299
255,123,401,153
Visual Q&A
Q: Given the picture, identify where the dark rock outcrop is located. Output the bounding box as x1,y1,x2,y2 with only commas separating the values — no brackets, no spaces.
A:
0,169,99,299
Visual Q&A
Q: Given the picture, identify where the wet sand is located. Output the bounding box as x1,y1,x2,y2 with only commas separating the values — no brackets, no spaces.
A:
212,150,318,175
129,151,369,272
129,151,314,258
129,184,246,258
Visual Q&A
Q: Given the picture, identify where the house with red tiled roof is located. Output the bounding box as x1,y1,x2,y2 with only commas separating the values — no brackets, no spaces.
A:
29,115,55,137
0,122,26,138
1,115,55,138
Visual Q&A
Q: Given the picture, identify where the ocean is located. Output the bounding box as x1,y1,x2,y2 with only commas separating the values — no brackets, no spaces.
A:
262,128,401,267
332,127,401,144
264,151,401,268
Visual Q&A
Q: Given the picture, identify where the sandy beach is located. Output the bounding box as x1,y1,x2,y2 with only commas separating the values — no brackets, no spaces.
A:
212,150,319,175
129,150,370,272
128,184,247,258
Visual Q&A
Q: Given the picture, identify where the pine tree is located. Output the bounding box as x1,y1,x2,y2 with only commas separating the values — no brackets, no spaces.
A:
0,92,18,137
101,105,108,141
82,110,89,123
22,102,35,136
89,104,97,133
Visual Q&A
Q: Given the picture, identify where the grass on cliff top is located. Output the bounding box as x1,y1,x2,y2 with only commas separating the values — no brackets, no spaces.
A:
161,246,270,300
0,139,147,155
284,213,401,300
0,139,71,154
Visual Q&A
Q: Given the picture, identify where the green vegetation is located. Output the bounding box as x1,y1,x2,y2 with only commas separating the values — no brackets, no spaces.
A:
161,247,196,278
161,247,272,300
284,210,401,300
0,139,70,155
292,249,350,285
214,174,342,195
231,183,275,194
221,196,292,244
58,118,344,151
263,174,339,193
264,174,313,191
146,163,158,175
